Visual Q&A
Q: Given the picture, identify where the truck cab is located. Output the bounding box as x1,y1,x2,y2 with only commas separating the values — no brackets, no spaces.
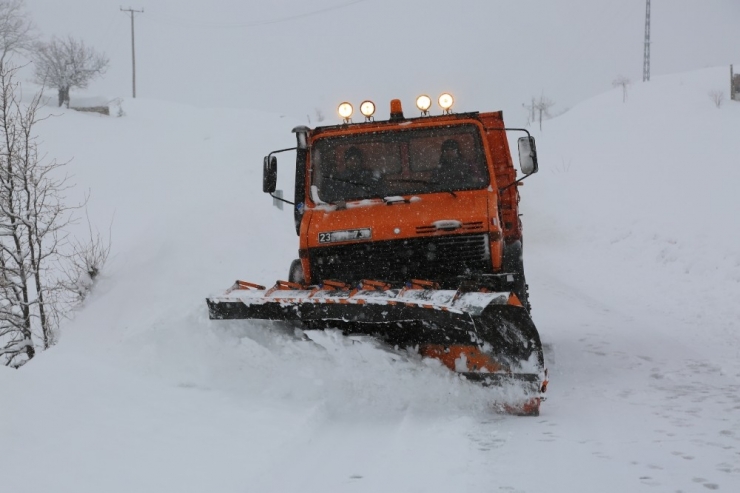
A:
263,97,538,299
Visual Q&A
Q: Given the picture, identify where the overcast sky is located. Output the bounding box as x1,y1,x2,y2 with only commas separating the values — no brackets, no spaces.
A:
24,0,740,125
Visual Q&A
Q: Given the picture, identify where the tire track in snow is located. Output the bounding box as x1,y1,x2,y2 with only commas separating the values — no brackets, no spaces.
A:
513,253,740,492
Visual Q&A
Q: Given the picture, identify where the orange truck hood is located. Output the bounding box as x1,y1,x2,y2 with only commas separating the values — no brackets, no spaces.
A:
302,189,493,250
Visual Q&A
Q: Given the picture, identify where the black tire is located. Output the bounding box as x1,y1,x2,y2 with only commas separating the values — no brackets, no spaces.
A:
288,258,305,284
502,241,531,313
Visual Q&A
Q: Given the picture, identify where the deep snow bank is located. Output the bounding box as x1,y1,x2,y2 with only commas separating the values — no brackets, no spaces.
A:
2,66,740,493
524,66,740,370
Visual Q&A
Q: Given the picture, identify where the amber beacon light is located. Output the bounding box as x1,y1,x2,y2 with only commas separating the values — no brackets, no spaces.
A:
389,99,404,121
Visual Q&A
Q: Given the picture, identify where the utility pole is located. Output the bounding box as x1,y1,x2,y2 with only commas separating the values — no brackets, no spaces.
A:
731,65,735,101
643,0,651,82
121,7,143,98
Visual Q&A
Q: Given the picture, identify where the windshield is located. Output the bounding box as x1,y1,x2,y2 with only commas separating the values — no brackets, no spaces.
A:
310,124,489,203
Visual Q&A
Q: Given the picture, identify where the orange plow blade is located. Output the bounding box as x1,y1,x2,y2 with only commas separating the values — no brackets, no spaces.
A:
207,279,547,415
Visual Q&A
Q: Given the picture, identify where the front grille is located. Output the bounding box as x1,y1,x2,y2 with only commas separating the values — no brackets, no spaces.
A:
309,233,492,285
415,221,484,234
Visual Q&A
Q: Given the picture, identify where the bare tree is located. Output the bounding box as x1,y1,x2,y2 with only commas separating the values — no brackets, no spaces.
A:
0,0,35,66
0,64,71,366
32,36,109,108
61,209,111,304
522,98,536,126
0,63,110,368
532,94,555,131
708,90,725,109
612,75,631,103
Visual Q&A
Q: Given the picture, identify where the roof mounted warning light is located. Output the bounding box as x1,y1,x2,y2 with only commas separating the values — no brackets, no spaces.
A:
389,99,404,121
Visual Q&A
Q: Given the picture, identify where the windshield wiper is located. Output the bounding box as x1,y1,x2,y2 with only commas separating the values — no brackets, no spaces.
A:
326,176,375,193
316,176,384,205
391,178,433,184
386,178,457,198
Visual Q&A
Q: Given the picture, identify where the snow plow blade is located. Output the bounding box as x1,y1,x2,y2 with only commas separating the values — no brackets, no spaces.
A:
206,280,547,414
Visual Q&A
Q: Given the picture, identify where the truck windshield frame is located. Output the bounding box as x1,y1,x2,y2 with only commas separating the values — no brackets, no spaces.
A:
310,123,489,203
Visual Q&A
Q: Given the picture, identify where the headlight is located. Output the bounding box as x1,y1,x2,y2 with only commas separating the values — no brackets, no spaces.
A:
360,100,375,118
438,93,454,112
338,102,353,120
416,95,432,113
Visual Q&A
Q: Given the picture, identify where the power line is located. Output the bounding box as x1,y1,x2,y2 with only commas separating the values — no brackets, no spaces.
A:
121,7,143,98
643,0,651,82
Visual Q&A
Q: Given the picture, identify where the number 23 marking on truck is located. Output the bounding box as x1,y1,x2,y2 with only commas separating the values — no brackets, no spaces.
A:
318,229,372,244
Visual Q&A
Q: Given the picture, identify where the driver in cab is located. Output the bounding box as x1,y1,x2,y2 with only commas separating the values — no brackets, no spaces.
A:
431,139,485,187
329,147,382,200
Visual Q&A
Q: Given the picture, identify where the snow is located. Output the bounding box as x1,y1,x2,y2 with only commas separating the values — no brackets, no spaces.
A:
22,1,740,129
2,66,740,492
432,219,463,230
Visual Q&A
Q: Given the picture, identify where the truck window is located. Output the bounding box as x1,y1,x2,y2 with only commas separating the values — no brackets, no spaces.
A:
311,124,489,203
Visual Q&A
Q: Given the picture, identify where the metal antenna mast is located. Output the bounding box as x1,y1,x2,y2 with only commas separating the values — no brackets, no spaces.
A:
643,0,651,82
121,7,144,98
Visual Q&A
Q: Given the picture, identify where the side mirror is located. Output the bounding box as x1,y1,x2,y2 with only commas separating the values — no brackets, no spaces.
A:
518,136,539,175
263,155,277,194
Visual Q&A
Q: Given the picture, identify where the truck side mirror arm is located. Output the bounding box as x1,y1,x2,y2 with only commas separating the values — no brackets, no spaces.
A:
498,128,540,194
262,146,298,205
263,155,278,194
517,136,538,175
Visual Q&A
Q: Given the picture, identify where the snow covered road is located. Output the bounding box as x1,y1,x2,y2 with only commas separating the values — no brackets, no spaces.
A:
5,269,738,493
3,67,740,492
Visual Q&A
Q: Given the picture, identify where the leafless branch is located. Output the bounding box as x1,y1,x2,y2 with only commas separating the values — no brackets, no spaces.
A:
31,35,109,107
0,62,87,365
60,207,111,304
0,0,36,66
708,90,725,109
612,75,631,103
532,94,555,131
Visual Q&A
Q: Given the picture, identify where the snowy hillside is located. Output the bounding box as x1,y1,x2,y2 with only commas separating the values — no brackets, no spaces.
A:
23,0,740,127
2,66,740,493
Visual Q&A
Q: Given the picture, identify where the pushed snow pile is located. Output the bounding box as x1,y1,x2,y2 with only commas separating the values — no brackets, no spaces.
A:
526,66,740,363
3,67,740,493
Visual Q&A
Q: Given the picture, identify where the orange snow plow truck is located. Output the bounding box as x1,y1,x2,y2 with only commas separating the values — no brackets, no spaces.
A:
207,95,548,415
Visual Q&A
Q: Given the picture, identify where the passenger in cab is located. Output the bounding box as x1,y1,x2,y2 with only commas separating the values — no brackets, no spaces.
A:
432,139,486,188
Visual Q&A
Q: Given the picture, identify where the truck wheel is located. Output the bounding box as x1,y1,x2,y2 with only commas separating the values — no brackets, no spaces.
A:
503,241,531,313
288,259,304,284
